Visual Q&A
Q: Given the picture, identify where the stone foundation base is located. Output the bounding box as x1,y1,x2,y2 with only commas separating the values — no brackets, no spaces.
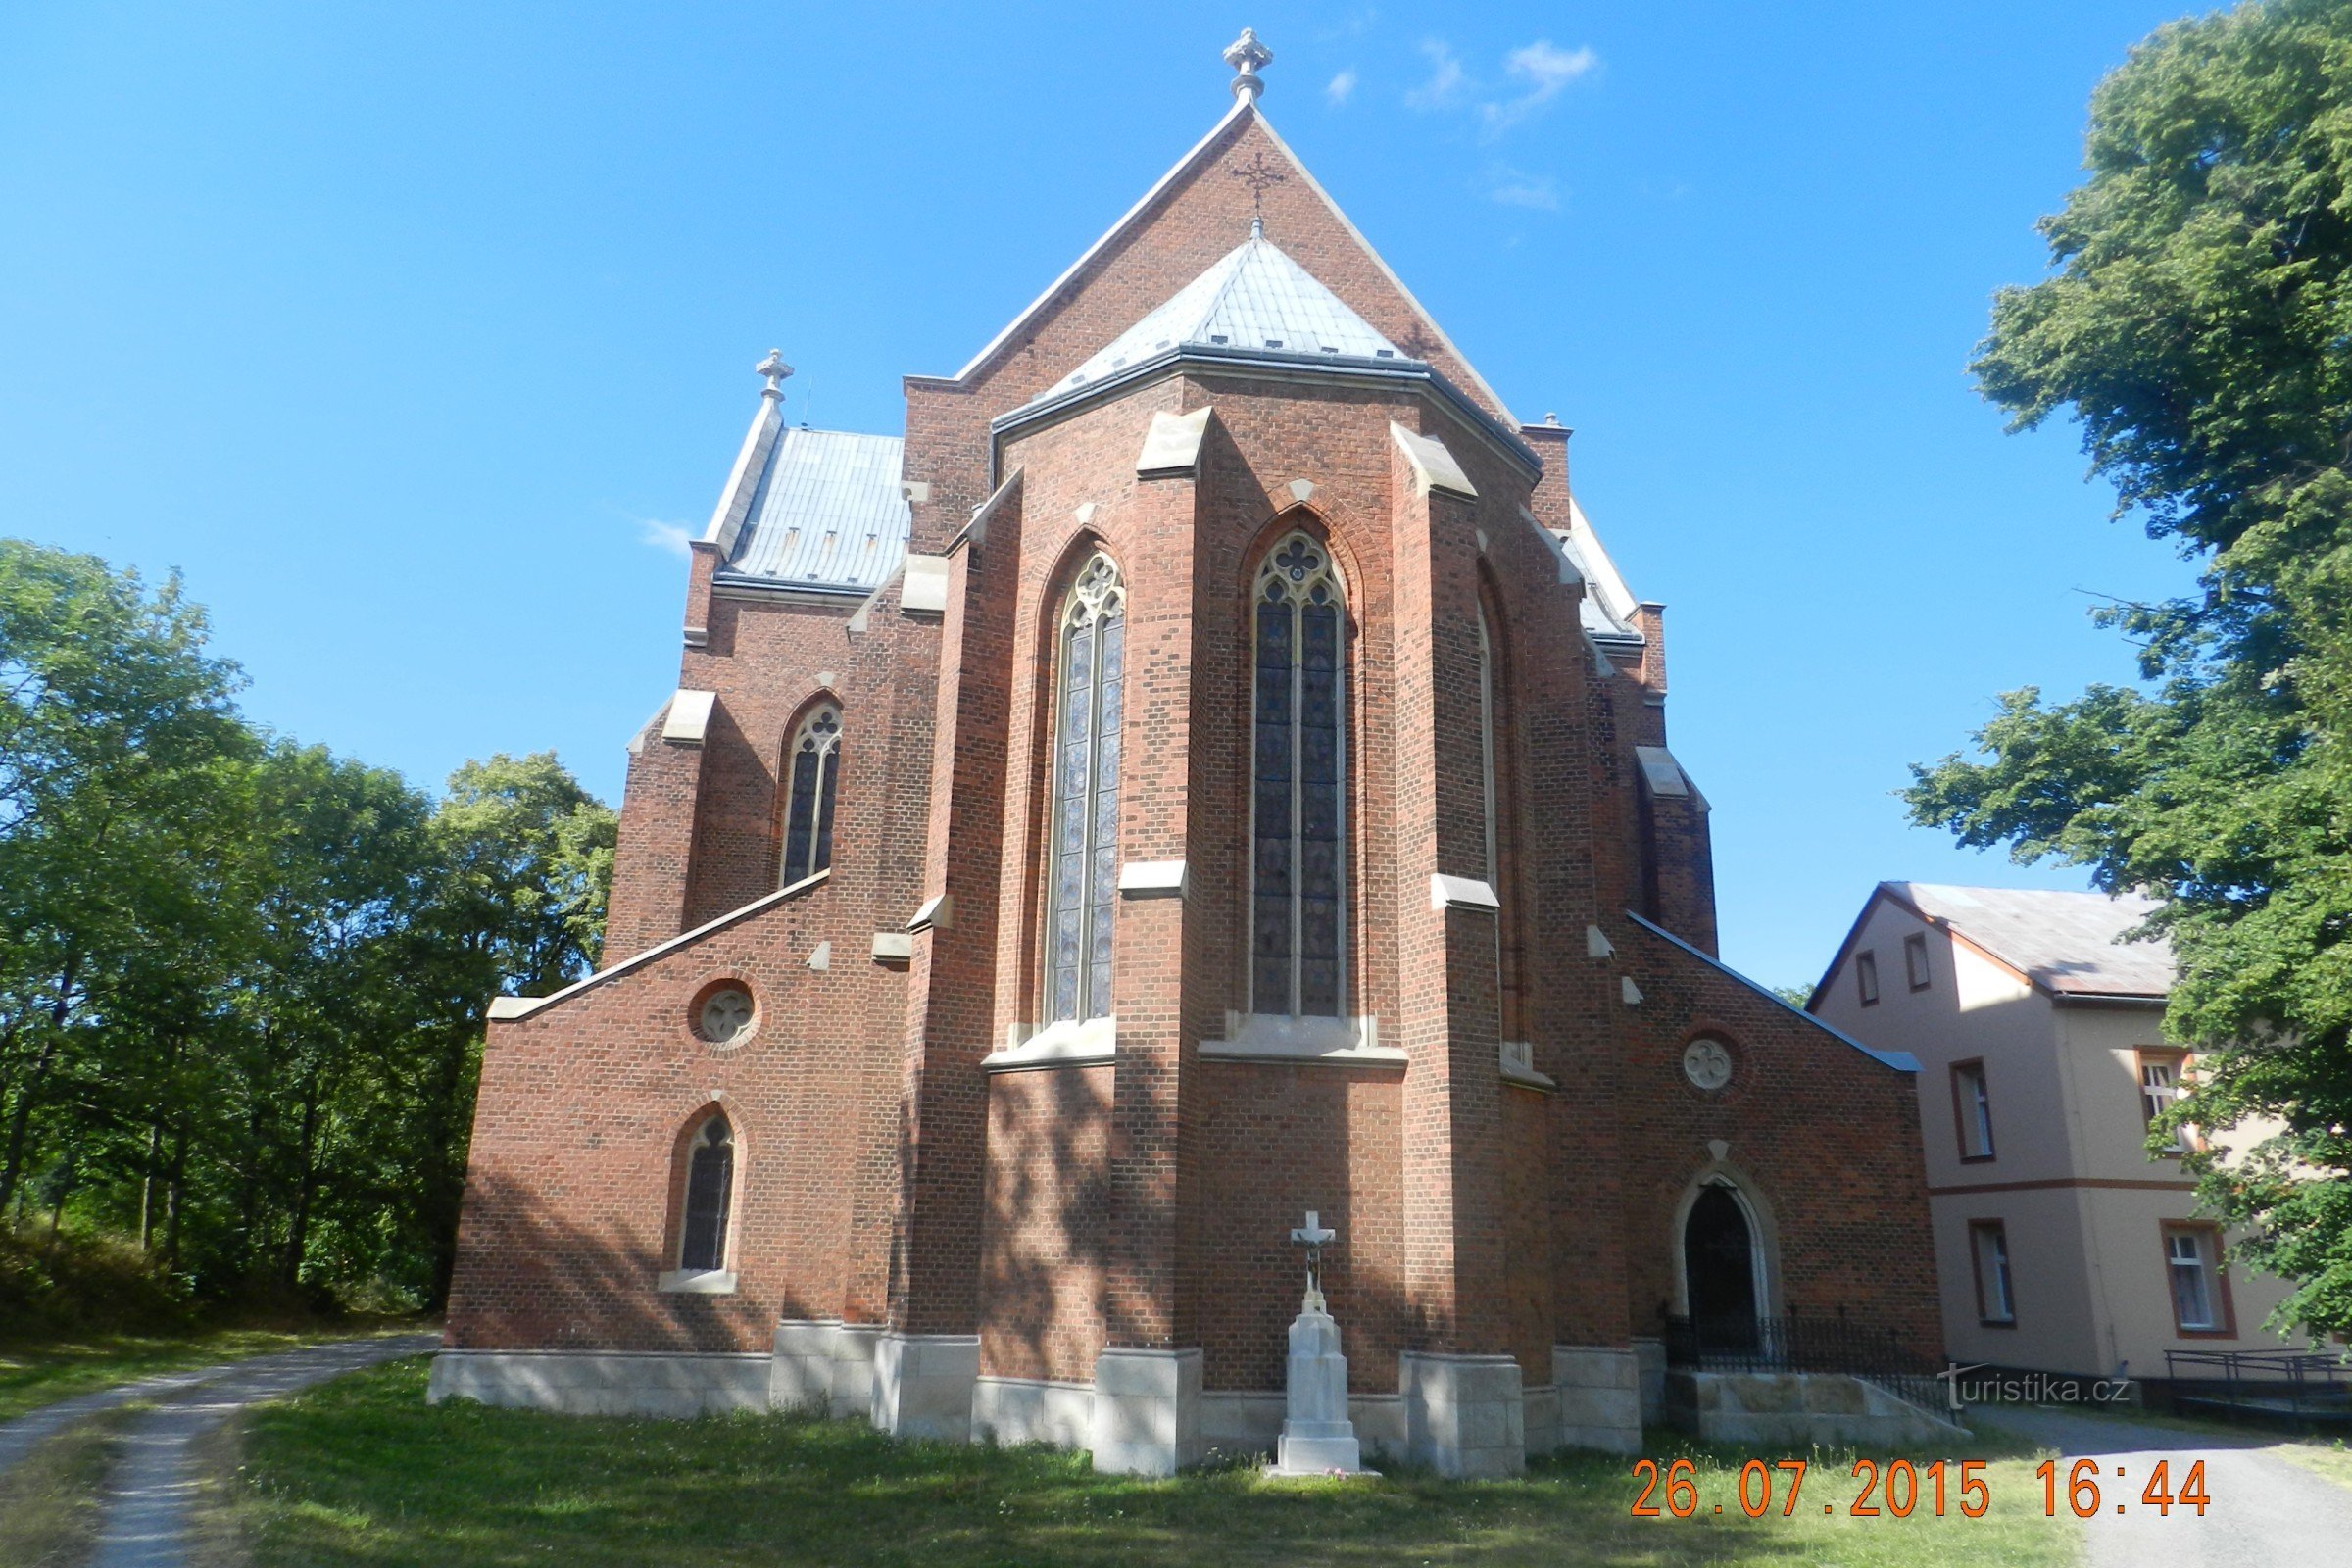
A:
1090,1348,1203,1476
1666,1370,1968,1446
425,1349,768,1418
425,1339,1654,1469
1400,1350,1526,1477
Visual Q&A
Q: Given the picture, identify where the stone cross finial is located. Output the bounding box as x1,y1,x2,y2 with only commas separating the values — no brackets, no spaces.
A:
756,349,794,401
1224,27,1273,102
1291,1209,1335,1305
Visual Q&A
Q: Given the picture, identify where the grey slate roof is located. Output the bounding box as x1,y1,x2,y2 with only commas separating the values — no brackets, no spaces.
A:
1023,225,1415,413
720,426,910,594
1890,882,2174,998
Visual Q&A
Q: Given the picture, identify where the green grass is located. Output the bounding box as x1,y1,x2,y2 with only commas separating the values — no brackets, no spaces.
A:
218,1358,2077,1567
0,1323,420,1424
0,1403,140,1566
2278,1435,2352,1493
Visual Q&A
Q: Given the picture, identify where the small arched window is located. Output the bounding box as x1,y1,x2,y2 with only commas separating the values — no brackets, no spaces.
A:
1047,554,1126,1024
781,705,841,886
679,1112,735,1273
1252,532,1347,1018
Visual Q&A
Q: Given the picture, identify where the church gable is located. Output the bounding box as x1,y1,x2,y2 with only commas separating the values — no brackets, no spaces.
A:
937,101,1515,427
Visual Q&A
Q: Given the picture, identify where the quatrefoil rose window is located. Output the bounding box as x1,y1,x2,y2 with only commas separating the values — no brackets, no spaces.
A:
696,985,756,1047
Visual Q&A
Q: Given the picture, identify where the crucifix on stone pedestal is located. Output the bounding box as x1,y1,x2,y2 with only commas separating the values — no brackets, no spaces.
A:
1291,1209,1335,1307
1275,1209,1368,1474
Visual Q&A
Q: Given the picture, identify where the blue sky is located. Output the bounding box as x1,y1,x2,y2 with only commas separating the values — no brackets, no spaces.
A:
1,2,2206,989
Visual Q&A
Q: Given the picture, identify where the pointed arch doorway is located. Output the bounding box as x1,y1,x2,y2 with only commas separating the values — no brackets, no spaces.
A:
1683,1182,1763,1352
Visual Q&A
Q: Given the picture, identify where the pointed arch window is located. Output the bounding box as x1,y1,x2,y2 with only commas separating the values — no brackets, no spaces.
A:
1252,533,1347,1017
678,1112,735,1273
1479,609,1498,885
781,705,841,886
1047,554,1126,1023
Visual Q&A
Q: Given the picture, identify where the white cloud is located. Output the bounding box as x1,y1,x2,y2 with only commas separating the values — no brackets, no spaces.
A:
1405,39,1466,110
1483,40,1597,136
1326,68,1358,106
639,518,694,558
1487,168,1561,211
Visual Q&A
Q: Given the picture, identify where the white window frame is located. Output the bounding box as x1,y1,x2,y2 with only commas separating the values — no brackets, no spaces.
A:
1970,1220,2015,1324
2166,1228,2220,1331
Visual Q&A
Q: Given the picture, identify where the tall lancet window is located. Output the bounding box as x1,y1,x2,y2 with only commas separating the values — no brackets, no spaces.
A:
678,1112,735,1273
1252,533,1347,1018
1479,610,1499,885
1048,554,1127,1023
781,705,841,886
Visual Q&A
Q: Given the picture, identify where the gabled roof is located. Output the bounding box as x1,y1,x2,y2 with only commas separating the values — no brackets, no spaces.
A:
716,426,910,595
1812,882,2174,1006
1023,223,1412,410
947,101,1519,427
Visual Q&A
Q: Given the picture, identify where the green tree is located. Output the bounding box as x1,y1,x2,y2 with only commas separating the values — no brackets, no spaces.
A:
1908,0,2352,1336
0,540,252,1221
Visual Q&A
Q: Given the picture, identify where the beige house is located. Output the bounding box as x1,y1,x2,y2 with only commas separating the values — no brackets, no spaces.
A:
1809,883,2305,1384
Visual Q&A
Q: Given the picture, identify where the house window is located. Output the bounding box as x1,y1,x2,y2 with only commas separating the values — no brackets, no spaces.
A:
1251,533,1347,1018
679,1113,735,1273
1047,553,1126,1024
1951,1060,1995,1161
1856,949,1881,1005
1904,931,1931,991
2138,1051,2195,1155
1969,1220,2015,1325
781,705,842,885
2164,1225,2230,1334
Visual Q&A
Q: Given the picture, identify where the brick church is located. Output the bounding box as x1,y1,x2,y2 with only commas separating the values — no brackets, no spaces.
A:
434,34,1941,1475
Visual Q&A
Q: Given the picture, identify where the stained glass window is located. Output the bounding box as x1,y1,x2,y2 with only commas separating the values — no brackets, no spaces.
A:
782,705,841,886
1048,555,1126,1023
1253,534,1346,1017
680,1113,734,1272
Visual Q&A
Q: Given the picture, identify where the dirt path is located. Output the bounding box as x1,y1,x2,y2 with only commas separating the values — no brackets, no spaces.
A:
1978,1403,2352,1568
84,1334,437,1568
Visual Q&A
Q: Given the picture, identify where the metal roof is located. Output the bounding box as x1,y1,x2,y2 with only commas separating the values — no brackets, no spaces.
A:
1890,882,2174,998
721,427,910,593
1023,224,1413,412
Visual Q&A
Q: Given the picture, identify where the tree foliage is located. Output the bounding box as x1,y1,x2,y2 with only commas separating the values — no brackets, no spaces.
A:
1909,0,2352,1336
0,538,613,1320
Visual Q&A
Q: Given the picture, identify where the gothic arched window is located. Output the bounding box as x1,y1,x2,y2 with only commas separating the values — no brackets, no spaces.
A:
1252,532,1347,1018
1047,554,1126,1024
1479,609,1499,886
781,705,841,886
679,1112,735,1273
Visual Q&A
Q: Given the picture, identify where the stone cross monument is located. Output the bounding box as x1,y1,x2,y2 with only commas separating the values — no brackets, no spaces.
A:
1273,1210,1367,1475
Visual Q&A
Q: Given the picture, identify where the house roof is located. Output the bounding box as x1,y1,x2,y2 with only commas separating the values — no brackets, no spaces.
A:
716,425,910,595
1854,882,2175,1001
1020,222,1414,413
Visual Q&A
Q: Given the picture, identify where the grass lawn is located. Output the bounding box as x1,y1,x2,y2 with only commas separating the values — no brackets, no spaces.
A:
0,1323,423,1424
2278,1435,2352,1493
218,1358,2077,1567
0,1401,139,1566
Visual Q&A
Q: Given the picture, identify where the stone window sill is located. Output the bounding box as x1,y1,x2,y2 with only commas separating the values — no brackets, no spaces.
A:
1200,1013,1403,1068
657,1269,738,1295
986,1016,1116,1072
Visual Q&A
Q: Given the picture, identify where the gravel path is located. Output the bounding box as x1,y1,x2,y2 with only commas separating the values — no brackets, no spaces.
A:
0,1365,240,1479
82,1333,437,1568
1978,1403,2352,1568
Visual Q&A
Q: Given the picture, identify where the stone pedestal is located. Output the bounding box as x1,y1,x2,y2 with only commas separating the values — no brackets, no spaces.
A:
871,1331,979,1441
1272,1290,1365,1474
1400,1350,1526,1477
1090,1348,1202,1476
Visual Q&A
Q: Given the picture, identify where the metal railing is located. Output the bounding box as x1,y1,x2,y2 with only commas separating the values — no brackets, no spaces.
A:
1663,1310,1948,1415
2164,1349,2352,1423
